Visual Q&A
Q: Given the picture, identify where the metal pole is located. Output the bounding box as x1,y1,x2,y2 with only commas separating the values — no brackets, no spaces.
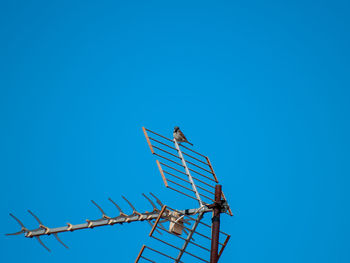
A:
210,184,222,263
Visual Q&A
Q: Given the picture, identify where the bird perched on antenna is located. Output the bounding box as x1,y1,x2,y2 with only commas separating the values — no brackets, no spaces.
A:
173,127,193,146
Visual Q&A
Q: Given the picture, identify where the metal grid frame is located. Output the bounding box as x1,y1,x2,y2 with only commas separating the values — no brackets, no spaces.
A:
142,127,232,216
135,205,230,263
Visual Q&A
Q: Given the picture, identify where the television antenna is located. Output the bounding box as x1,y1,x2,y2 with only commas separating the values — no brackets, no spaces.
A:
7,127,233,263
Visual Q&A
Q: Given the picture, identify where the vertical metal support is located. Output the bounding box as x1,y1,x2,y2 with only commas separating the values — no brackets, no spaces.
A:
175,212,204,262
210,185,222,263
174,139,203,206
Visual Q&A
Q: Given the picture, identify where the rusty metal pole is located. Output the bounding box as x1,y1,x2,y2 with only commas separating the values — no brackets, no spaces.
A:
210,184,222,263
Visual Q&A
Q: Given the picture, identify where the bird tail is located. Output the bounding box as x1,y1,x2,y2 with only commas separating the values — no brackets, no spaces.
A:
186,141,194,146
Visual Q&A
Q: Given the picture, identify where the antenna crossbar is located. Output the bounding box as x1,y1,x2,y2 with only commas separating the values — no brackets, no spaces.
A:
174,139,203,206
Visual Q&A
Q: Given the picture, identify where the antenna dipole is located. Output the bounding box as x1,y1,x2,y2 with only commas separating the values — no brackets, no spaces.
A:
6,193,165,250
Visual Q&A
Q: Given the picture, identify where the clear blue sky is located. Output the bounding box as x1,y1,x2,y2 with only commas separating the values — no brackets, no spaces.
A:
1,0,350,262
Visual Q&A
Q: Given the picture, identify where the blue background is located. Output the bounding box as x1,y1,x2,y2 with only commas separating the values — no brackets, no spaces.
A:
1,0,350,262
